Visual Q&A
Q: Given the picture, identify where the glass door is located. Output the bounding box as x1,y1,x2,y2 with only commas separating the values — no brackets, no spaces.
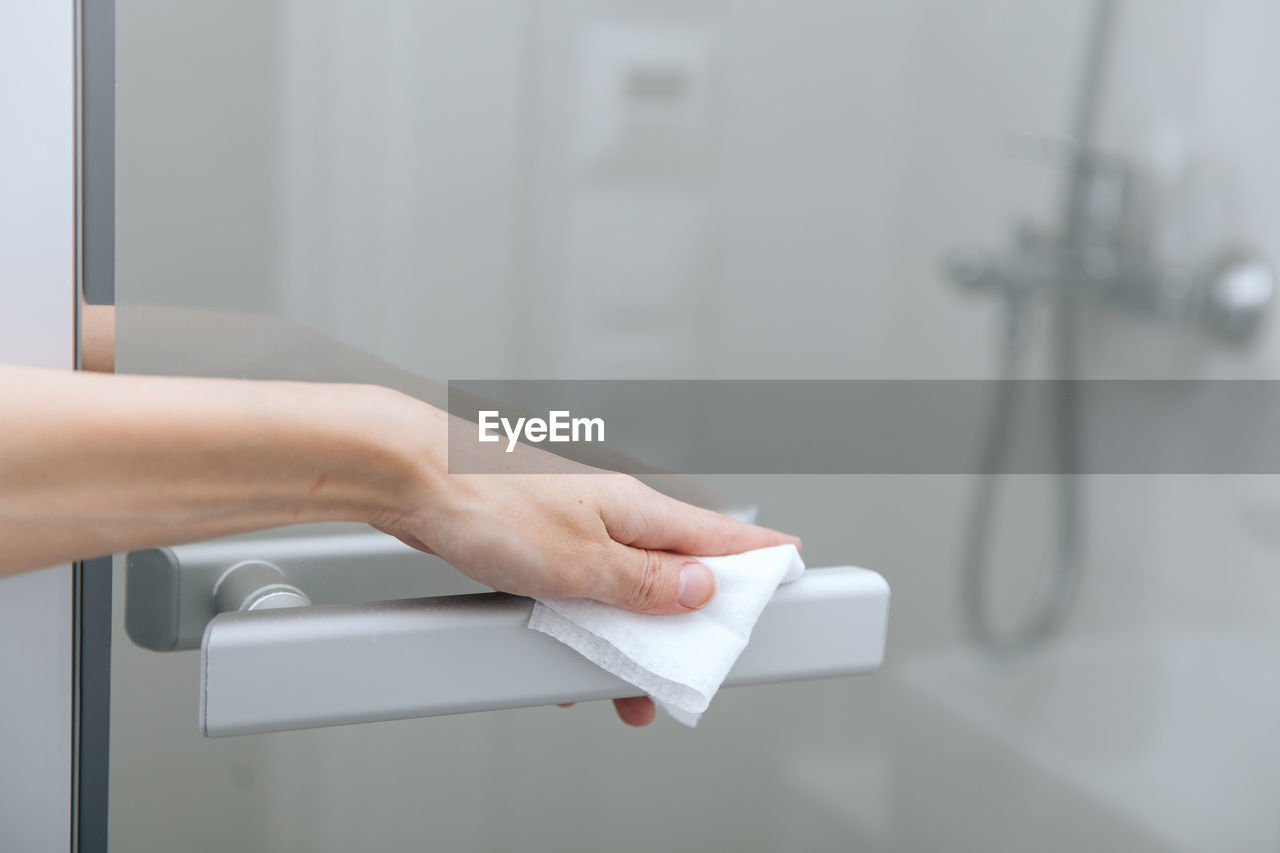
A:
106,1,1280,850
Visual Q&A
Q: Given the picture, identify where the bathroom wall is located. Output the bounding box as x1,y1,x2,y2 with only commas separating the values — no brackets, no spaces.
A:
112,1,1280,850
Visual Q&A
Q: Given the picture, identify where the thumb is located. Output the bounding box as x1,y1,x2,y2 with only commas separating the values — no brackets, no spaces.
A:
597,544,719,615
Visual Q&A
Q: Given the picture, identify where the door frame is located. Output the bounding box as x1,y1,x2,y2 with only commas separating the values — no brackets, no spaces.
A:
0,1,113,850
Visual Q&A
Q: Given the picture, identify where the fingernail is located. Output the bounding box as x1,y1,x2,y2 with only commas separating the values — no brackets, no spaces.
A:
677,561,717,610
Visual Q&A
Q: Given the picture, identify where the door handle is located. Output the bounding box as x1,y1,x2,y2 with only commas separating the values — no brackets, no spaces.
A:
126,530,889,737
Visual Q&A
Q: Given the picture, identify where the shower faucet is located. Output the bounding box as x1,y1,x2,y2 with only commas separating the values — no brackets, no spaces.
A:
947,145,1274,344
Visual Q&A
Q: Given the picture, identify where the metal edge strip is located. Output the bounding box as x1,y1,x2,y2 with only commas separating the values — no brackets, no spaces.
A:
73,0,115,849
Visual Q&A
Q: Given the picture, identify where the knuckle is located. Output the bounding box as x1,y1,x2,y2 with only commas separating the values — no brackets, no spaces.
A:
603,472,642,498
597,474,657,544
624,549,669,611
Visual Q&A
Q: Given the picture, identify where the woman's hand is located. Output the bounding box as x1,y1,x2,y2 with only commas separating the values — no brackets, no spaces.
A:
378,471,798,613
369,398,801,725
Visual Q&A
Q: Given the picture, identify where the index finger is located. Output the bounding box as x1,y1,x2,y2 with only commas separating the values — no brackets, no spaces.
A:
601,482,801,557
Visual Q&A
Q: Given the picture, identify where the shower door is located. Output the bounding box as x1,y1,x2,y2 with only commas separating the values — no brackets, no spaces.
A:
107,3,895,850
106,1,1280,851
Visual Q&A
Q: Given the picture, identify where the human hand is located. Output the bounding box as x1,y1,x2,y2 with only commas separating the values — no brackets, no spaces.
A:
370,402,801,725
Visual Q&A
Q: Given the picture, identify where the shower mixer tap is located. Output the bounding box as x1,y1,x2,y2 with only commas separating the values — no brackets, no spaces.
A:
947,150,1274,344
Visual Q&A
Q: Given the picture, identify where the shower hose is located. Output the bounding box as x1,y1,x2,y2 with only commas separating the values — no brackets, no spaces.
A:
960,0,1115,655
960,292,1082,655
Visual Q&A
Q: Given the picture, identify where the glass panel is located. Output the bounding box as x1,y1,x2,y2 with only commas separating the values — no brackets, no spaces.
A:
112,1,1280,850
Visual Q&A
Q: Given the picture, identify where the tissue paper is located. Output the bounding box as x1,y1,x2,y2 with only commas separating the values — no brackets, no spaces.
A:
528,543,805,725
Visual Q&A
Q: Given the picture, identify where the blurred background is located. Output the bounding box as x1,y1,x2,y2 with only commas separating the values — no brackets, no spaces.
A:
111,0,1280,849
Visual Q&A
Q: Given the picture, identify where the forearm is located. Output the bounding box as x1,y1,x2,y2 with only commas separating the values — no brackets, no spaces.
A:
80,303,115,373
0,365,440,575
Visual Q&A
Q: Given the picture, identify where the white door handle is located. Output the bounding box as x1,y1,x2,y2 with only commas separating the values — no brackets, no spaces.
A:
126,530,889,736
